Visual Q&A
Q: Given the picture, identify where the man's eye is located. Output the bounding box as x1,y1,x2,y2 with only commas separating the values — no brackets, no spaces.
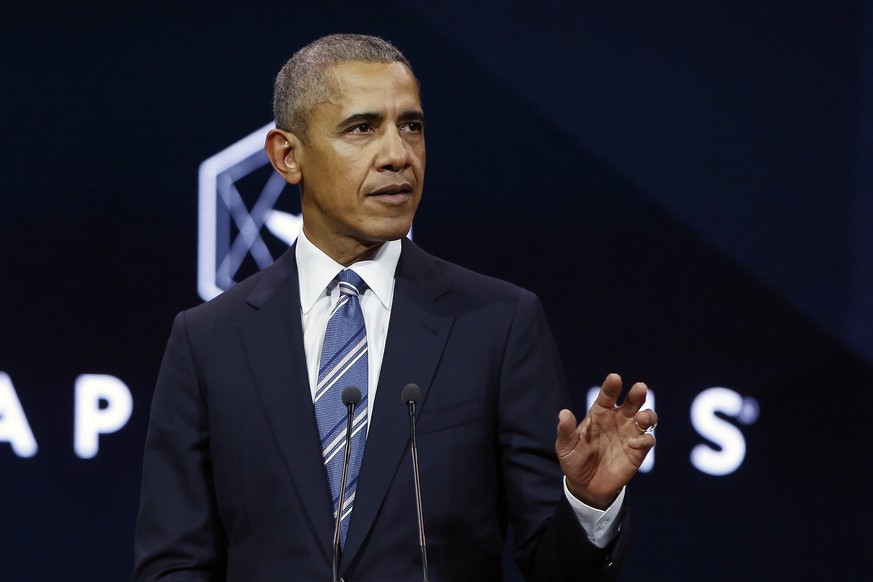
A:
349,124,373,134
401,122,423,133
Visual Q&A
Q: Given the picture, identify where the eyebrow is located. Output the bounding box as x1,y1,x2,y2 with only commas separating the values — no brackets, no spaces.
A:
336,110,425,130
398,110,425,124
337,112,382,129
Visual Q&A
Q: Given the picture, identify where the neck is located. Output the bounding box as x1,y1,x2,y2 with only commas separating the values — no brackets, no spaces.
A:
303,226,384,266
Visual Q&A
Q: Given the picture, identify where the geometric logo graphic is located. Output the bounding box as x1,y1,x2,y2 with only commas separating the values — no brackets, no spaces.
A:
198,123,302,301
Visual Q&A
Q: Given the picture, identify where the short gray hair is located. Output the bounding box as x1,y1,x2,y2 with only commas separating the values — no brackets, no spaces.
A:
273,34,413,139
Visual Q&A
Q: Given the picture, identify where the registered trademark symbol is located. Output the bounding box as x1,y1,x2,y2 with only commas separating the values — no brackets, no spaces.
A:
737,397,760,425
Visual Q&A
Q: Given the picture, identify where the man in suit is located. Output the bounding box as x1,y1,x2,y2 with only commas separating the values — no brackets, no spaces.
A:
133,34,657,581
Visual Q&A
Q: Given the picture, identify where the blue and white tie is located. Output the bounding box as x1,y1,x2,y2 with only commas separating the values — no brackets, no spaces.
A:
314,269,369,546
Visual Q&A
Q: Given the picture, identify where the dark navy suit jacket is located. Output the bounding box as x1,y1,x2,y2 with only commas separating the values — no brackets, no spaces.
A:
133,239,626,581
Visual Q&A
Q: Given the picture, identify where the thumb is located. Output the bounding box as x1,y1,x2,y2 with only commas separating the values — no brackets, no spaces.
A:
555,409,579,452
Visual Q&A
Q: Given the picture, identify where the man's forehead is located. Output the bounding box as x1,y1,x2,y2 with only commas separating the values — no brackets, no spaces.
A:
323,61,420,105
327,59,415,80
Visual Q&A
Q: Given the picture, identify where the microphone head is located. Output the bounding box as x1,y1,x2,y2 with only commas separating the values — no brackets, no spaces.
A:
341,386,362,406
401,383,422,405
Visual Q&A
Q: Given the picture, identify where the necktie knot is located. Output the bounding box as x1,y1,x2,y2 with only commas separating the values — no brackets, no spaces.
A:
337,269,367,298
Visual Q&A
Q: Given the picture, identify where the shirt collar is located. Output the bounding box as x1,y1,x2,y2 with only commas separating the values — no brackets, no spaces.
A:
295,228,402,314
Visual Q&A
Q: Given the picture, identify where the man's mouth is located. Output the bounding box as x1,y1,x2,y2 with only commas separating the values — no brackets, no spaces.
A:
367,184,414,205
369,184,413,196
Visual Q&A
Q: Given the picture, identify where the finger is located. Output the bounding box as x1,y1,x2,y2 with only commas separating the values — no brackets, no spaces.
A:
593,373,623,410
555,409,579,452
619,381,648,419
634,408,658,430
628,433,656,451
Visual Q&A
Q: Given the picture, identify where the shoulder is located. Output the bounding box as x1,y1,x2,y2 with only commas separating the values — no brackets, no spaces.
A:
180,248,297,331
399,238,540,308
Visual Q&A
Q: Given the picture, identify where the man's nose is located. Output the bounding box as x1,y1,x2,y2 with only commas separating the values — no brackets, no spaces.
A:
376,126,410,171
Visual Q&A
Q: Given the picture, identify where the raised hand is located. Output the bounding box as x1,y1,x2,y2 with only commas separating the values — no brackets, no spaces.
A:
555,373,657,509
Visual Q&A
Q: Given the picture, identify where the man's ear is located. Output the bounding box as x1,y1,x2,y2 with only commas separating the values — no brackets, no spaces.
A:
265,128,303,185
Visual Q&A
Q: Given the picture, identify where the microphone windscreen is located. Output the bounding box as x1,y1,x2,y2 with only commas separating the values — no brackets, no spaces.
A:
341,386,362,406
401,383,422,405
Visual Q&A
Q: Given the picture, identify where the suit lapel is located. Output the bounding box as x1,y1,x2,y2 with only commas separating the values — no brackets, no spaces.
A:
342,240,454,565
237,249,334,563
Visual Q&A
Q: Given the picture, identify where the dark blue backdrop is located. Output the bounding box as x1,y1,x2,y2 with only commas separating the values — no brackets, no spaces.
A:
1,1,870,580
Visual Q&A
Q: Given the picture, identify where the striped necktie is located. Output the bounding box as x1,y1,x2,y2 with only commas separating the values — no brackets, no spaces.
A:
314,269,369,546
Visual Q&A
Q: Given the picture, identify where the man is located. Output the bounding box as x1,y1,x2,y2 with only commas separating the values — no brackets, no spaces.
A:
133,34,657,581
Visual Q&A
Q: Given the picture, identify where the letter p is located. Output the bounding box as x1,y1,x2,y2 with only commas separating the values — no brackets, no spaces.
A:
74,374,133,459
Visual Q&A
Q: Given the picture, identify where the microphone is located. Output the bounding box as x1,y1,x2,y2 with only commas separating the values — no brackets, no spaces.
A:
401,383,429,582
332,386,362,582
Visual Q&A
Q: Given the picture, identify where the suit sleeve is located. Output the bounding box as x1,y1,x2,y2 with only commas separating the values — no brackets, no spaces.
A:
498,291,627,581
132,311,227,582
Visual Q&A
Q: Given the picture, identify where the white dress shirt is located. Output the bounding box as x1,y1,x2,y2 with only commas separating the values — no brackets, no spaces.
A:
294,229,623,548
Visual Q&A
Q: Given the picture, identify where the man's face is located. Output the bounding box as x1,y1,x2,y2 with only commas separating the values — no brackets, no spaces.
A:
294,61,425,262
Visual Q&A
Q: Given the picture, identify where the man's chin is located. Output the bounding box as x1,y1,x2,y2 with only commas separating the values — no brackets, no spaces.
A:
363,217,415,243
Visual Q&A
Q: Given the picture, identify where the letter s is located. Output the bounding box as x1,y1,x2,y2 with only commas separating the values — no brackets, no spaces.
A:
690,387,747,476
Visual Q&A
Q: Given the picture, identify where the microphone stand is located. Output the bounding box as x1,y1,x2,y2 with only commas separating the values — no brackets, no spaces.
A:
333,387,361,582
403,384,429,582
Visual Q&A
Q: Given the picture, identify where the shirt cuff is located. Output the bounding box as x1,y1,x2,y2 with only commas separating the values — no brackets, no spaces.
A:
563,478,625,548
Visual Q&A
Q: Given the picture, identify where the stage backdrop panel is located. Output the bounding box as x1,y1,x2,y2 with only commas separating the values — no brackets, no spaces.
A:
1,1,870,580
